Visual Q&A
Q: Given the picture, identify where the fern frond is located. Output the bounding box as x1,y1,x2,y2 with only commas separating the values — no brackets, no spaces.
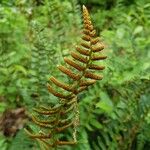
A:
26,5,107,149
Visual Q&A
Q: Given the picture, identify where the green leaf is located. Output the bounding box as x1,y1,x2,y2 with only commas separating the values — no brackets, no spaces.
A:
116,28,125,39
96,92,113,114
9,129,35,150
0,102,7,113
13,65,27,75
0,135,8,150
133,26,143,35
90,118,103,129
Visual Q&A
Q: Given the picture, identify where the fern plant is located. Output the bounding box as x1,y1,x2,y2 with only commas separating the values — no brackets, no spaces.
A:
90,78,150,150
25,5,107,149
29,23,51,104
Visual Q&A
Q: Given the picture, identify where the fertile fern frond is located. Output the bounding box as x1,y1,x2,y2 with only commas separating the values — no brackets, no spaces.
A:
25,5,107,149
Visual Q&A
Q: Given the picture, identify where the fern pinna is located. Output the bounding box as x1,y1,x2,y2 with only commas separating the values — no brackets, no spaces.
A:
25,5,107,149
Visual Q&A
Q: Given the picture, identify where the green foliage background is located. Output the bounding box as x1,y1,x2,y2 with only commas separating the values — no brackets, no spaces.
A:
0,0,150,149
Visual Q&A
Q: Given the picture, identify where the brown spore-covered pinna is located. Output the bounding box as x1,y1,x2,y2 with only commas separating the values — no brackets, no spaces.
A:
25,5,107,149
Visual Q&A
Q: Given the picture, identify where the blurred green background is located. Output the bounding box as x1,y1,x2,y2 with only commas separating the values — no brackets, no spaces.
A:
0,0,150,149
